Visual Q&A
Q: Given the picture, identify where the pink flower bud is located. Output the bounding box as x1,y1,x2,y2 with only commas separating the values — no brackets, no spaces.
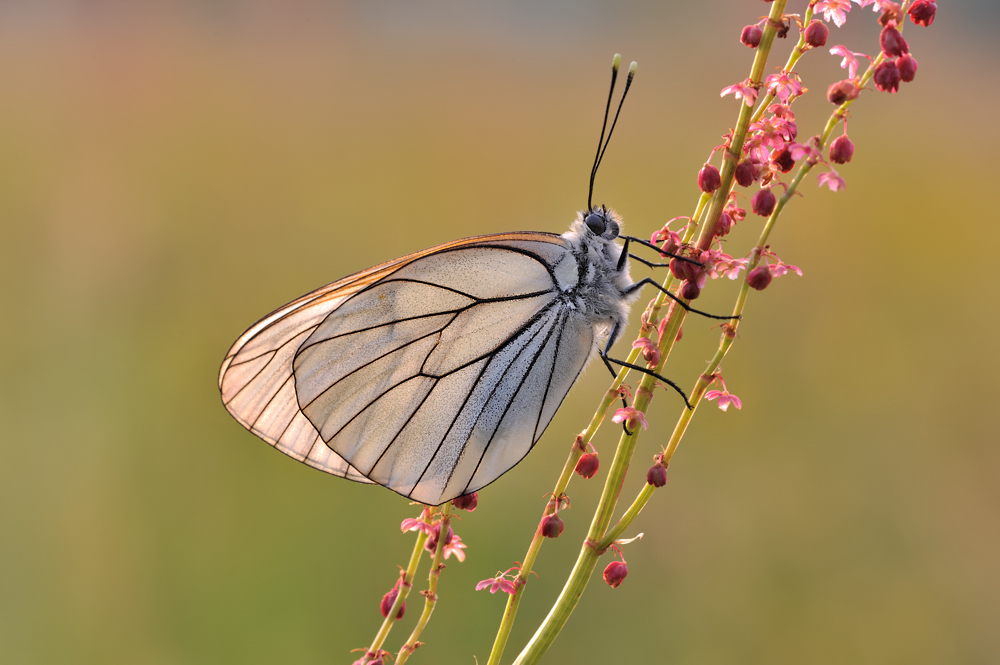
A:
896,54,918,82
747,265,773,290
751,187,776,217
452,492,478,512
741,24,763,48
680,280,701,301
771,147,795,173
698,164,721,193
603,560,628,588
827,80,860,105
829,135,854,164
908,0,936,26
540,513,564,538
380,588,405,619
669,255,701,283
715,212,734,238
646,462,668,487
803,20,828,48
734,160,755,187
575,452,600,479
874,60,901,93
879,25,909,57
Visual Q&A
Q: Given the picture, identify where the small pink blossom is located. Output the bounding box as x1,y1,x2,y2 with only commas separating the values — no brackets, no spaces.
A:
612,407,648,431
400,517,435,535
721,80,758,107
749,116,794,150
704,390,743,412
853,0,889,10
818,170,846,192
788,141,823,164
476,568,520,595
743,135,772,164
764,72,802,104
631,337,661,366
769,262,803,278
816,0,853,27
830,45,871,79
443,533,467,562
701,249,748,280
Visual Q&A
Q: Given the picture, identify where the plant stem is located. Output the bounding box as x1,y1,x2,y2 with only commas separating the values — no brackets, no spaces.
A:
396,504,452,664
362,511,431,663
598,6,903,553
749,2,816,125
511,6,789,663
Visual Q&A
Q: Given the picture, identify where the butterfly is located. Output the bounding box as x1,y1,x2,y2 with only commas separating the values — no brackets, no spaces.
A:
219,57,727,505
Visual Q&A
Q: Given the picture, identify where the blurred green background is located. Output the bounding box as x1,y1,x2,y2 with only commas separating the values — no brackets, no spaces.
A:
2,1,998,663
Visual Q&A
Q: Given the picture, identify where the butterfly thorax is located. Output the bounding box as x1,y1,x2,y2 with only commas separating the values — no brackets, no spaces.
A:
557,210,636,342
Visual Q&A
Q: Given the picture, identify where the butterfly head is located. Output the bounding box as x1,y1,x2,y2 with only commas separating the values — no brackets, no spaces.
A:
583,205,621,240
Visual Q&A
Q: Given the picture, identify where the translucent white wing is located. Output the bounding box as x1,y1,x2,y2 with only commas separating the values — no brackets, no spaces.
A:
219,233,575,497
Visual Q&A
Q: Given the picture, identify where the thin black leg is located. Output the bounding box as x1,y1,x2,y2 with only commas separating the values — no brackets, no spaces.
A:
620,235,702,265
600,353,693,409
624,278,740,321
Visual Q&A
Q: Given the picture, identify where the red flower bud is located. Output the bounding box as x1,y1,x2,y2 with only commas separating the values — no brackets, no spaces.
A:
669,255,701,282
751,187,776,217
452,492,478,512
603,560,628,588
803,20,828,48
380,588,406,619
697,164,721,193
747,266,773,290
540,513,564,538
575,452,600,479
896,54,918,82
734,160,755,187
908,0,936,26
741,24,763,48
646,462,668,487
829,135,855,164
879,25,909,57
680,280,701,301
771,147,795,173
827,80,860,105
878,1,903,27
874,60,901,93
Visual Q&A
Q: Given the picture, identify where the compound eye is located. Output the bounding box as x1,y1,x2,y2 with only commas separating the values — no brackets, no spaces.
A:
584,212,607,235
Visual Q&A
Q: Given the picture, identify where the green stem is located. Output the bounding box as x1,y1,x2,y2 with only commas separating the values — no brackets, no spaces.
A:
362,511,431,663
511,6,789,663
598,5,905,552
396,504,452,664
749,2,816,125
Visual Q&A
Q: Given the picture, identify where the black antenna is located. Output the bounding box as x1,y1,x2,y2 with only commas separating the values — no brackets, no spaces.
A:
588,54,621,212
587,55,637,212
595,61,636,176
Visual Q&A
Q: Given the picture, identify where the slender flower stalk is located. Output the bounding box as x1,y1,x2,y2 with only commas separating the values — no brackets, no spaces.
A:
510,3,791,663
396,503,453,664
359,510,433,664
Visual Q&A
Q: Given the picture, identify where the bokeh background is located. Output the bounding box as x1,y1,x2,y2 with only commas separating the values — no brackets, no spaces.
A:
2,1,998,663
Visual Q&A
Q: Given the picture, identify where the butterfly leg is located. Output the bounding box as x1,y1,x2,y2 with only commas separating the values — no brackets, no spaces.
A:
619,235,703,269
624,278,740,321
599,322,693,427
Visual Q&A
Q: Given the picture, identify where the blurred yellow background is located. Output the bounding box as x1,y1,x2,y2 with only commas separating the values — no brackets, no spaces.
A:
2,1,997,663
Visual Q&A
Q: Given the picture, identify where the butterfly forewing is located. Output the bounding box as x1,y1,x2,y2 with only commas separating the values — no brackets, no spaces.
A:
219,232,600,502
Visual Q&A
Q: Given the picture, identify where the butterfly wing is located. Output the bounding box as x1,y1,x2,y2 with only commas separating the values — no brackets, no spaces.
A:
220,232,594,504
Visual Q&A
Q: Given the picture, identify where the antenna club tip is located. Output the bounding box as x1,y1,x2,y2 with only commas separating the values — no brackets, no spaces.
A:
628,61,638,77
612,53,622,70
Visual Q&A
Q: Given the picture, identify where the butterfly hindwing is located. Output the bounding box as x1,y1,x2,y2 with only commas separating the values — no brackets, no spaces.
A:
219,232,597,501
